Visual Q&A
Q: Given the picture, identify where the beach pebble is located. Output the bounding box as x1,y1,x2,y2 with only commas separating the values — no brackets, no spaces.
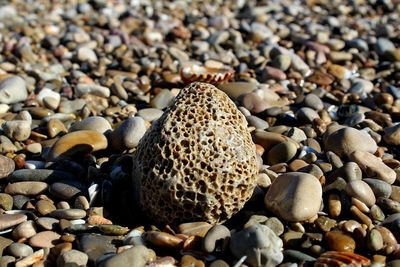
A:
69,116,112,135
57,249,89,267
47,130,108,161
110,117,147,151
7,243,33,258
0,76,28,104
29,231,61,248
0,213,27,231
5,181,48,196
324,127,377,157
99,246,155,267
2,120,31,141
0,155,15,179
345,180,376,207
230,223,283,267
350,151,396,184
265,172,322,221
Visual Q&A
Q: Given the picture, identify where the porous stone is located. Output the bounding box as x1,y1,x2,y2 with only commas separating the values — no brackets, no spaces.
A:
265,172,322,222
132,82,258,224
230,223,283,267
324,127,377,157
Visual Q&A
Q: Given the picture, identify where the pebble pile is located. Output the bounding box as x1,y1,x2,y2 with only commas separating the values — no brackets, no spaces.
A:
0,0,399,266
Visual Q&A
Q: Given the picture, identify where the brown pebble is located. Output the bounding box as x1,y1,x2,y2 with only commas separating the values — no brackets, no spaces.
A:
180,255,205,267
325,231,356,252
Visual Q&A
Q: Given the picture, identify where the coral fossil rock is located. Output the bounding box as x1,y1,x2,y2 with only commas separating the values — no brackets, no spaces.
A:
132,82,258,224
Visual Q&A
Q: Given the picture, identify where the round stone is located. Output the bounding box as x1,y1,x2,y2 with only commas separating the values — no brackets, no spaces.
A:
325,231,356,252
267,141,298,165
0,76,28,104
2,120,31,141
0,193,13,210
345,180,376,207
110,117,147,151
29,231,61,248
324,127,377,157
0,155,15,179
12,220,36,239
35,200,56,216
265,172,322,222
384,124,400,145
7,242,33,258
304,94,324,111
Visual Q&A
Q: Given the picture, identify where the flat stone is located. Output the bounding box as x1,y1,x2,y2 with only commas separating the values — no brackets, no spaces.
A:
5,181,48,196
345,180,376,207
50,209,87,220
75,84,109,98
324,127,377,157
29,231,61,248
350,151,396,184
0,236,13,256
110,117,147,151
49,180,85,200
69,116,112,135
0,213,27,231
35,217,59,230
47,130,108,161
0,76,28,104
265,172,322,221
8,169,75,183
